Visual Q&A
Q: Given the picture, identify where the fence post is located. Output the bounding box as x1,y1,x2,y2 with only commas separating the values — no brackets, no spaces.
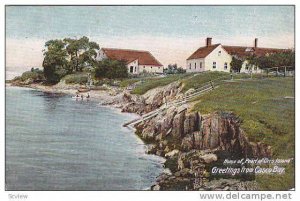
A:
284,66,287,77
230,73,233,80
210,81,215,89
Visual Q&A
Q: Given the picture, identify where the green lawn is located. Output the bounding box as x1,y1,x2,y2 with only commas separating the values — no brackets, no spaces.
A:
121,71,269,95
131,74,190,95
191,77,295,190
119,78,143,88
62,72,88,85
182,71,230,92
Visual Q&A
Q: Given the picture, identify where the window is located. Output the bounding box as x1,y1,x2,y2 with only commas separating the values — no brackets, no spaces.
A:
151,66,152,69
224,62,228,70
144,66,145,68
189,63,191,69
134,67,137,72
195,63,196,69
130,66,134,73
245,64,249,70
218,51,221,56
200,62,202,68
213,62,217,69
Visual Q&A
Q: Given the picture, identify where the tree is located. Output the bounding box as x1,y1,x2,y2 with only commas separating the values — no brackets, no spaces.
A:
64,36,100,72
230,57,244,72
164,63,186,74
247,51,295,70
95,59,128,79
42,39,69,84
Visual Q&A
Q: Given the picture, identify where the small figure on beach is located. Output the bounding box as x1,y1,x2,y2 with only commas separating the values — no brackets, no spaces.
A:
81,94,84,100
86,93,90,98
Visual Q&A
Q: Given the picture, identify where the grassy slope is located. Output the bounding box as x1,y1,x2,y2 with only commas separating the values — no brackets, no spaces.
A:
182,71,230,92
128,71,267,95
129,71,236,95
191,77,295,190
130,74,190,95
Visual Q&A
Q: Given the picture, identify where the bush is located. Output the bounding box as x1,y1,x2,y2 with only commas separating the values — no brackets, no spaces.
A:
63,73,88,84
164,64,186,74
14,70,44,82
95,59,128,79
230,57,244,72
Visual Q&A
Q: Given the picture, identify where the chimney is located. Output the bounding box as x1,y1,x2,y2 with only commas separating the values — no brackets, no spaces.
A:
254,38,258,48
206,37,212,47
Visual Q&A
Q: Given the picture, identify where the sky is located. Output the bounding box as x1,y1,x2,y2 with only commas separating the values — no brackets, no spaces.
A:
6,6,295,78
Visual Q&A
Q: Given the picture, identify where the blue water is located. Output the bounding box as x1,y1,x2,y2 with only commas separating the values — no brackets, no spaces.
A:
5,87,164,190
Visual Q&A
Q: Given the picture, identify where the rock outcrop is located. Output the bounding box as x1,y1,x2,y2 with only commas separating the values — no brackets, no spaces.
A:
105,81,183,115
105,80,272,190
135,105,272,190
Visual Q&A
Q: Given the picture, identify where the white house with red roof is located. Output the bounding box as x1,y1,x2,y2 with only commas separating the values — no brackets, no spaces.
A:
96,48,164,74
186,37,288,73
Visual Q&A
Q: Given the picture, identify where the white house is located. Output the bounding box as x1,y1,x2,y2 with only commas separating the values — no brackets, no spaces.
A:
186,38,288,73
96,48,163,74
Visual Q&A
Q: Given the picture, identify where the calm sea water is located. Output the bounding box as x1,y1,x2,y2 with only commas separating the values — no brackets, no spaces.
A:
6,87,164,190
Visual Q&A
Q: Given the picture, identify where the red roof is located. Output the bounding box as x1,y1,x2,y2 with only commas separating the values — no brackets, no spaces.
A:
102,48,163,66
187,44,289,60
187,44,220,60
223,46,289,58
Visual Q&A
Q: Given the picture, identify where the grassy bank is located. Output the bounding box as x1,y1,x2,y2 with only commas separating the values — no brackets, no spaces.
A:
130,74,190,95
191,77,295,190
127,71,266,95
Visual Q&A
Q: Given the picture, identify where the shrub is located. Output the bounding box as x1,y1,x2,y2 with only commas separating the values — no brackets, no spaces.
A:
63,73,88,84
18,70,44,82
95,59,128,79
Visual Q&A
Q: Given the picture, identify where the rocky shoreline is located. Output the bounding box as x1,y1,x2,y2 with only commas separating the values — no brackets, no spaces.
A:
105,81,272,190
7,80,272,190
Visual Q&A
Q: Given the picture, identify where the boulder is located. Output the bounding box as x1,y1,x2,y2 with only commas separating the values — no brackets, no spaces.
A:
183,112,199,136
151,184,161,191
172,110,186,139
165,149,180,158
181,134,194,151
199,153,218,164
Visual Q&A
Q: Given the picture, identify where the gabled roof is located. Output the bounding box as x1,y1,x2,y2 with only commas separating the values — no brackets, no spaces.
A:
187,44,290,60
223,46,289,58
187,44,220,60
102,48,163,66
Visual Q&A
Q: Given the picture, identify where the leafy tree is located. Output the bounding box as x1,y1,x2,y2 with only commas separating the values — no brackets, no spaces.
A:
269,51,295,69
41,36,100,84
64,36,99,72
230,57,244,72
42,39,69,84
247,51,295,70
164,63,186,74
95,59,128,79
